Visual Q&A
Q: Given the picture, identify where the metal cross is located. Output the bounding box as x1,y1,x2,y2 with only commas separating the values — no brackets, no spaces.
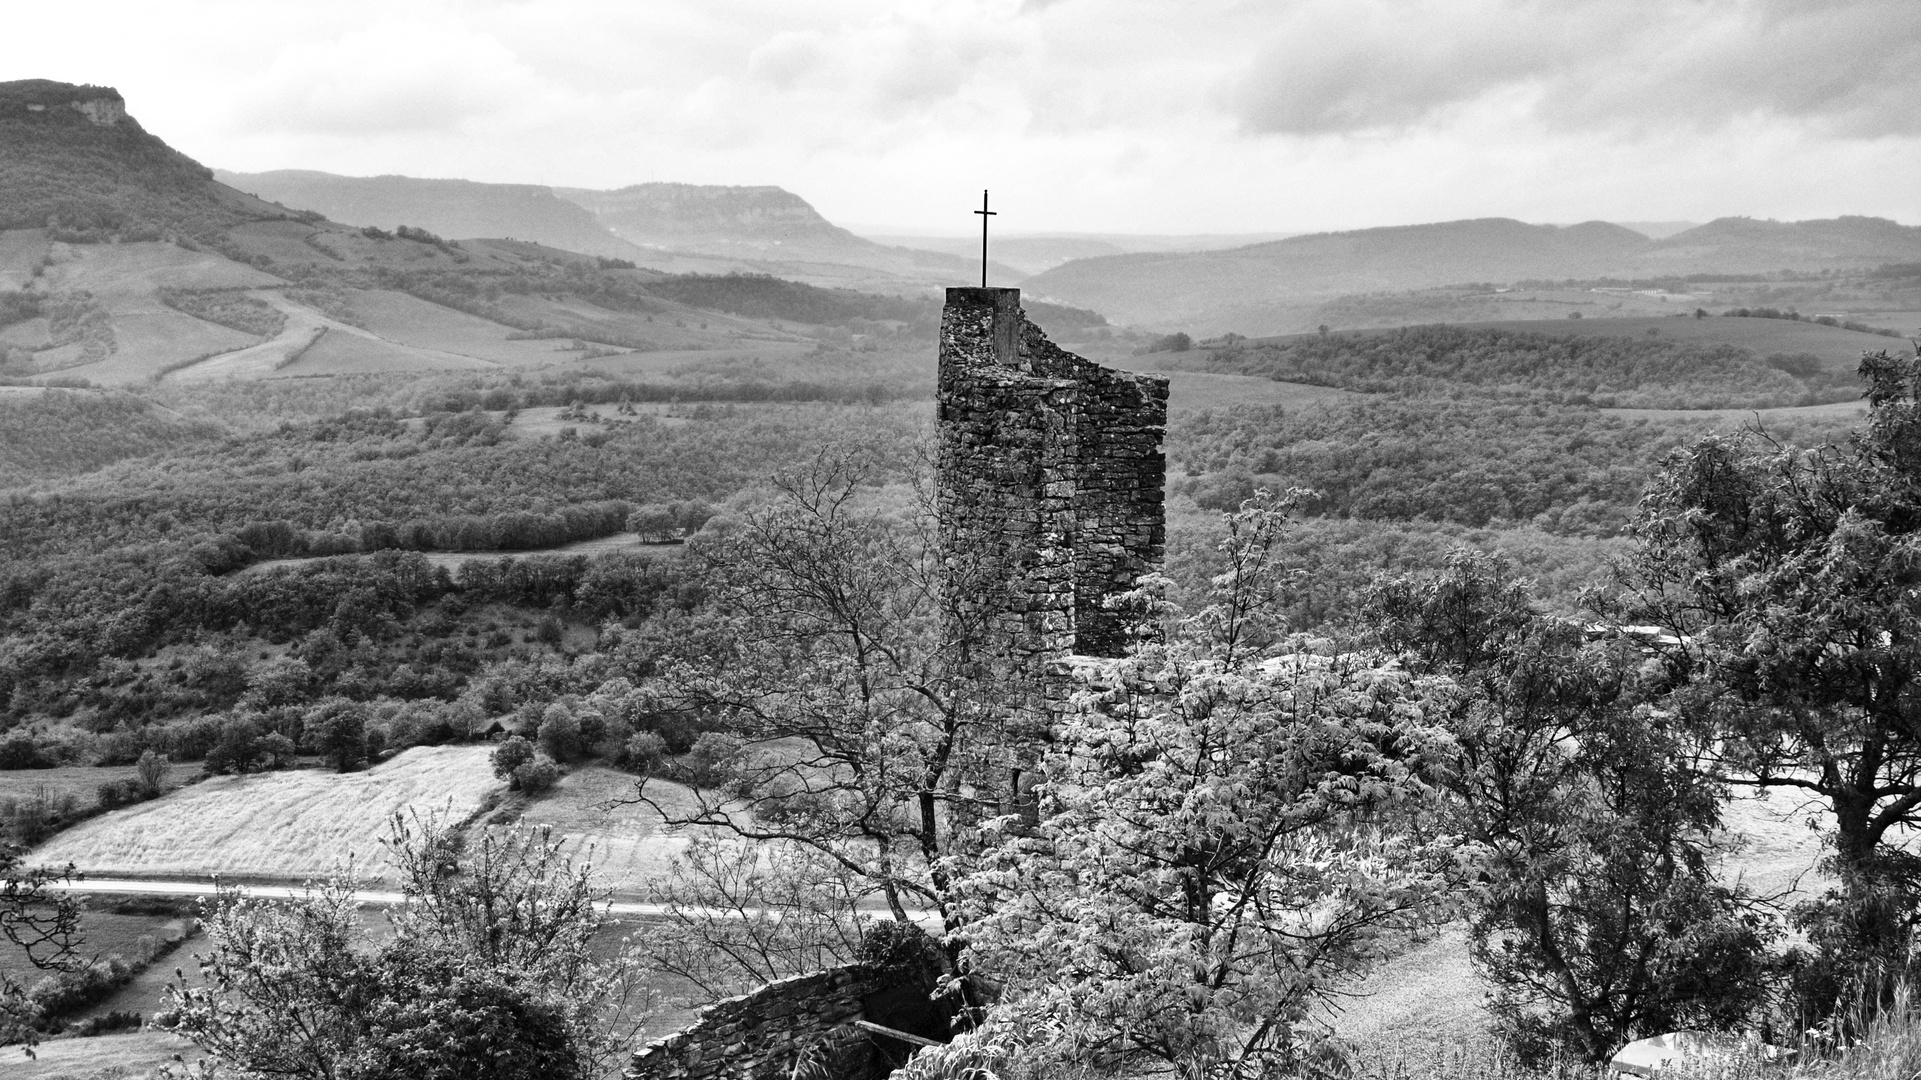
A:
973,189,996,288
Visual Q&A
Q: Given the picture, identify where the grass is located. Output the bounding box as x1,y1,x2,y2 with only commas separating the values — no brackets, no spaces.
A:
0,765,190,815
3,1029,203,1080
30,746,499,883
495,764,715,896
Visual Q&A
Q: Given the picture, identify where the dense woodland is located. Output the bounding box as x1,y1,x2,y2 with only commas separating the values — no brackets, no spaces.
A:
1194,322,1862,408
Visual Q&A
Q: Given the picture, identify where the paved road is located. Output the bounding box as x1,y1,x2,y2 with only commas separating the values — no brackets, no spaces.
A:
48,877,941,925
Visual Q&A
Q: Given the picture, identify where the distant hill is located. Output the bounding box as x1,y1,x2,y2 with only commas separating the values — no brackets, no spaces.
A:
555,183,863,253
1021,218,1652,334
1642,216,1921,273
1023,215,1921,334
0,79,287,240
203,169,1006,292
1615,221,1701,240
856,233,1301,276
554,182,1015,288
215,170,638,258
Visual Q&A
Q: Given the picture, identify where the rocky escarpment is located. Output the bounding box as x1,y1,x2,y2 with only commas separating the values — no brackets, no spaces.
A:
0,79,283,237
555,183,868,252
215,170,637,257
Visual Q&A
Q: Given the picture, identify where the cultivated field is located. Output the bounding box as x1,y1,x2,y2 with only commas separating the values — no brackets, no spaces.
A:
503,764,716,895
31,746,499,882
36,240,279,298
346,288,585,367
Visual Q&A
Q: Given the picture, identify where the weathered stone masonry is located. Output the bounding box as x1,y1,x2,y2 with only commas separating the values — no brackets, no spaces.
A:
626,965,924,1080
625,289,1167,1080
936,287,1167,707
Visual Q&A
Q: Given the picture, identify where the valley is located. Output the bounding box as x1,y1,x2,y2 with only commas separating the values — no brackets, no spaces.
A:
5,73,1921,1079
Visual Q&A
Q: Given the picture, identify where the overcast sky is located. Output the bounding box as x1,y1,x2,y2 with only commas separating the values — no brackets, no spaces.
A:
11,0,1919,235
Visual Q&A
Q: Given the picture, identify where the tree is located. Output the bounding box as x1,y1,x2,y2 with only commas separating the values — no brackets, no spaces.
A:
492,735,535,786
202,716,263,776
1620,348,1921,1010
167,815,646,1080
954,494,1464,1079
629,446,1012,929
133,748,170,797
536,704,581,763
307,699,369,773
1368,550,1772,1062
0,851,82,1051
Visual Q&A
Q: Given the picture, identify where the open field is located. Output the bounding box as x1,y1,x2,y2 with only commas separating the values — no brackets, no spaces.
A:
7,1030,203,1080
0,764,192,813
504,765,715,895
36,240,279,298
0,228,48,290
239,531,674,577
30,747,499,882
1106,361,1365,414
346,288,583,366
0,907,190,990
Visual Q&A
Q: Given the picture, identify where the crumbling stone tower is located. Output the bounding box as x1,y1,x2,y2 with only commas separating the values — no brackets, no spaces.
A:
936,287,1167,720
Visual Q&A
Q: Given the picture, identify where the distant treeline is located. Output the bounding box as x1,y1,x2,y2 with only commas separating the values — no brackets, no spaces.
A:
1202,323,1858,409
1722,307,1901,337
156,288,286,337
198,499,637,574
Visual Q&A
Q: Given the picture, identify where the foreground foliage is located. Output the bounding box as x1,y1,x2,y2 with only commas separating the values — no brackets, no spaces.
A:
955,495,1466,1080
166,816,647,1080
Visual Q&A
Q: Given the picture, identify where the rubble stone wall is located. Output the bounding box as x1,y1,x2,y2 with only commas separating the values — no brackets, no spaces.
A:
625,966,888,1080
936,286,1167,695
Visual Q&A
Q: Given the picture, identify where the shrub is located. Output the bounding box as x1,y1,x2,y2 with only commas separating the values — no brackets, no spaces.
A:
491,735,535,786
134,748,171,797
202,716,263,776
511,755,560,794
536,705,581,763
95,777,148,810
678,732,741,790
0,734,50,770
621,732,667,775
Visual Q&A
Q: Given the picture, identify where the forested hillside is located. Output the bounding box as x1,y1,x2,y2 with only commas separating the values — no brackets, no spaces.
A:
1190,323,1860,408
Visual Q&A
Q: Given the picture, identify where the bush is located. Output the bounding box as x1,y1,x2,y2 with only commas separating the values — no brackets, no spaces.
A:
536,705,581,763
2,785,82,846
134,748,171,797
511,755,560,794
679,732,741,790
621,731,668,775
95,777,149,810
0,734,51,770
856,919,945,982
202,716,264,776
491,735,535,784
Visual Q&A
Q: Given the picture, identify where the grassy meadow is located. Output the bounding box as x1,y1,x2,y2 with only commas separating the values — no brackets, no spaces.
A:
30,747,497,882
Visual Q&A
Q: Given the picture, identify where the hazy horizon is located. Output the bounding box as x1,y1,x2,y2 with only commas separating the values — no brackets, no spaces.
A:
12,0,1920,236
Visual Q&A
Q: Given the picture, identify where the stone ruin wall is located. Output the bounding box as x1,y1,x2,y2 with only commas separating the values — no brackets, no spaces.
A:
626,966,889,1080
625,289,1167,1080
936,286,1167,716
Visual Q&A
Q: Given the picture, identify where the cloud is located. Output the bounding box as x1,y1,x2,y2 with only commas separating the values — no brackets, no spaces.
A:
1229,0,1921,138
231,18,548,136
